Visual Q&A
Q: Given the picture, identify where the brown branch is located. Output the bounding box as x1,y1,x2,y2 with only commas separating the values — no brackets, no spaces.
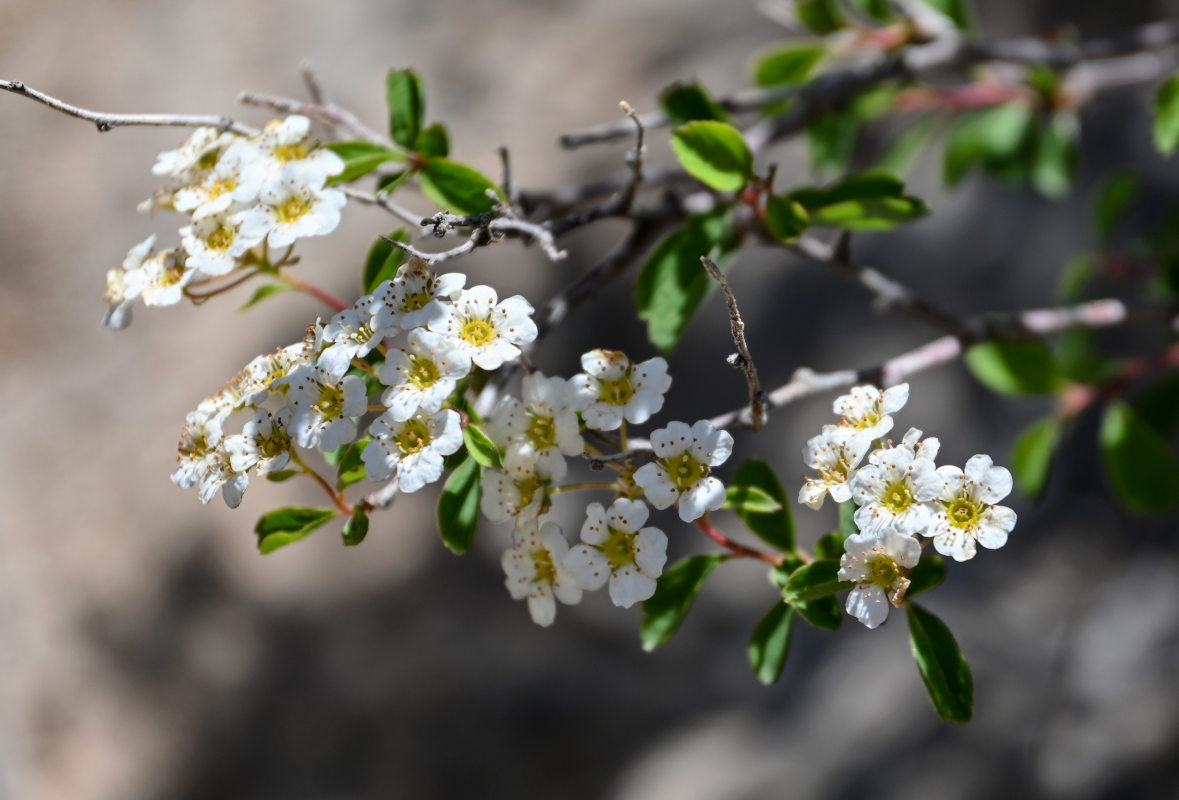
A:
701,256,766,431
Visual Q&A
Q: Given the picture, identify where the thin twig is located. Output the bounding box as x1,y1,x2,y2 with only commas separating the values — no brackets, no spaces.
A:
237,90,390,145
422,211,567,261
701,256,766,431
380,234,478,265
498,146,518,209
342,187,426,228
1,79,255,135
300,59,326,105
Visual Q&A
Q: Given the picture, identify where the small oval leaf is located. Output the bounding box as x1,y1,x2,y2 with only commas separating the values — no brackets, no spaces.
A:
964,340,1062,395
748,602,796,685
783,560,852,604
905,555,946,600
670,121,753,193
342,507,370,547
386,68,425,149
419,159,500,216
437,457,481,554
463,425,503,469
641,554,726,651
1011,417,1062,499
1100,400,1179,514
907,603,973,723
255,507,336,554
729,459,795,551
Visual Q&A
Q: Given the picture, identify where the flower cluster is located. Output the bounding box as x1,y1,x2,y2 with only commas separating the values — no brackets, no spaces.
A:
798,383,1017,629
104,116,346,329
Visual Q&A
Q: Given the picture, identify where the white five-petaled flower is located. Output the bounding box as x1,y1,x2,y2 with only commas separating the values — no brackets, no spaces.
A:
829,383,910,446
104,235,155,329
224,409,293,476
179,208,270,277
140,249,194,307
480,458,556,524
798,426,870,510
634,420,734,523
837,527,922,629
233,341,311,408
152,127,239,185
373,258,466,333
501,518,582,627
282,365,368,452
259,162,346,248
378,327,471,421
925,454,1017,562
563,498,668,608
254,115,345,182
568,349,671,431
428,284,537,371
317,294,393,380
172,139,267,218
362,408,463,493
487,372,583,483
849,430,941,536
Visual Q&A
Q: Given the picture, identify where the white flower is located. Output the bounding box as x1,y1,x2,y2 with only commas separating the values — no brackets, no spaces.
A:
568,349,671,431
259,162,346,248
501,518,582,627
233,341,312,408
103,235,155,329
378,328,472,421
199,458,250,509
925,454,1017,562
373,258,465,333
837,527,922,629
317,294,393,380
829,383,909,446
428,284,537,370
172,139,267,218
179,208,270,277
563,499,667,608
633,419,734,523
481,458,555,524
254,115,344,181
486,372,583,482
140,249,195,307
224,409,293,475
152,127,239,184
798,426,870,510
849,432,941,536
172,414,222,493
362,409,463,492
282,365,368,452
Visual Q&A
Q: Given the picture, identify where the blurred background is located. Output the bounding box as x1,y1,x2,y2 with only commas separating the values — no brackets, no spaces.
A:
3,1,1179,798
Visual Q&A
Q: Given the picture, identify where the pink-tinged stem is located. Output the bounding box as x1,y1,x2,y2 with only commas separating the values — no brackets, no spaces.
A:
280,273,348,313
696,515,783,566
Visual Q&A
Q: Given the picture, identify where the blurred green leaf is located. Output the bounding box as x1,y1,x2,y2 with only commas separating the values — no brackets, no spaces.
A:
922,0,971,29
413,123,450,158
641,554,726,651
341,507,370,547
814,531,844,561
386,68,425,149
748,603,797,684
256,507,336,554
1011,417,1062,499
783,560,852,603
795,596,843,630
336,437,370,490
670,120,753,192
848,0,893,21
765,195,809,241
964,340,1062,395
1095,173,1139,243
944,105,1033,186
265,469,298,483
362,229,408,294
1132,370,1179,436
908,603,973,722
730,459,795,552
239,283,289,311
839,500,859,538
1100,400,1179,514
463,425,503,469
1031,113,1078,198
1153,72,1179,155
324,140,406,185
796,0,845,33
905,556,946,600
661,82,730,125
753,43,825,87
438,457,481,554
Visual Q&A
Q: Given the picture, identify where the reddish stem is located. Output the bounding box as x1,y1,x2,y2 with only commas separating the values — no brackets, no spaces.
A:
280,273,348,312
696,515,783,566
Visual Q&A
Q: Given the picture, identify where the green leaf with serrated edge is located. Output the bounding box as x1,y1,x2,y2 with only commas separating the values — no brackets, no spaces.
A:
921,0,970,28
661,82,729,125
839,500,859,538
724,484,782,514
783,560,853,604
964,340,1062,395
336,437,370,490
749,603,797,685
239,283,289,311
438,457,481,554
362,229,408,294
670,121,753,193
814,531,844,561
848,0,893,21
795,596,843,630
463,425,503,469
255,507,335,554
1096,173,1138,243
641,554,726,651
753,43,825,87
324,140,406,185
386,68,425,149
765,195,809,242
907,603,973,722
1132,370,1179,436
419,159,500,215
1031,113,1077,198
265,469,298,483
342,507,370,547
796,0,845,33
1154,73,1179,155
944,105,1034,186
1100,400,1179,514
635,207,740,353
905,556,946,600
413,123,449,158
1011,417,1061,499
730,459,794,551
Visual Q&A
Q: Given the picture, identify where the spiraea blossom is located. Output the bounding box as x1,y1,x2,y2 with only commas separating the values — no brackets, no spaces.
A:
568,349,671,431
362,409,463,493
634,420,734,523
428,285,537,371
282,364,368,452
374,258,465,333
481,458,556,524
837,527,922,629
139,249,194,307
171,139,267,218
179,208,270,277
103,234,155,329
563,498,668,608
798,426,870,510
151,127,239,186
224,409,293,476
501,519,582,627
925,455,1017,562
829,383,910,446
233,340,312,408
378,328,472,421
259,162,346,248
849,428,941,536
487,372,583,482
253,115,345,181
317,294,392,380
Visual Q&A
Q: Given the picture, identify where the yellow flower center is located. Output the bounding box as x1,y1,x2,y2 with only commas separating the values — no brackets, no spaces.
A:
854,410,881,430
818,459,850,485
527,414,557,450
532,547,557,585
601,526,637,569
400,287,432,313
946,494,983,529
259,428,291,460
865,553,901,588
205,225,235,252
209,177,236,199
407,355,439,389
161,265,185,287
516,474,545,510
274,142,311,163
460,317,495,347
598,376,634,406
662,451,709,492
881,480,914,514
395,419,432,454
315,384,345,419
277,196,312,224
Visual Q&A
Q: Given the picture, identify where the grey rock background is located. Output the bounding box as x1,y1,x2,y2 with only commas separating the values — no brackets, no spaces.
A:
2,1,1179,798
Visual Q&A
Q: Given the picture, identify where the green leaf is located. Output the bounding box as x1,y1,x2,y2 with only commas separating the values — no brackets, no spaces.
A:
336,437,370,490
1132,370,1179,436
752,43,825,87
255,507,336,554
1096,172,1138,243
1100,400,1179,514
376,170,412,195
670,120,753,193
813,531,844,561
462,425,503,469
905,556,946,600
764,195,809,241
748,603,797,684
239,282,289,311
324,140,406,185
660,82,730,125
635,207,740,353
437,457,481,554
341,507,370,547
788,172,927,230
875,115,937,175
921,0,971,29
907,603,973,722
839,500,859,538
783,560,853,604
944,105,1034,186
1153,73,1179,155
796,0,845,33
265,469,298,483
641,554,726,651
724,484,782,514
363,229,408,294
413,123,450,158
386,68,425,149
419,159,500,215
848,0,893,21
807,109,859,175
794,596,843,630
729,459,795,551
1011,417,1062,499
1031,113,1077,198
964,340,1062,395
